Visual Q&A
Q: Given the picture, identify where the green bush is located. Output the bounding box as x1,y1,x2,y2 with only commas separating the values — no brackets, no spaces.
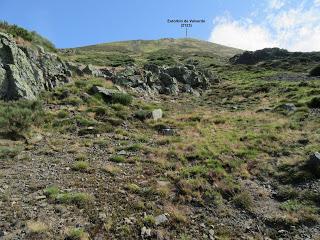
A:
110,93,133,106
134,110,151,121
0,100,44,138
109,155,125,163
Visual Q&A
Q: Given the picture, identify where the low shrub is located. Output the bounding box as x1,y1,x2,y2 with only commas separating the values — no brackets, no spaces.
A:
110,93,133,106
0,100,44,138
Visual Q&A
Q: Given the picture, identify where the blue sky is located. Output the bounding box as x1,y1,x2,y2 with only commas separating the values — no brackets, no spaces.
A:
1,0,320,51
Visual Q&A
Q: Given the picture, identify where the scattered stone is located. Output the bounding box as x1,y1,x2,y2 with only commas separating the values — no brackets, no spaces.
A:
154,214,168,226
152,109,163,121
158,126,175,136
117,150,127,156
89,85,121,102
276,103,297,112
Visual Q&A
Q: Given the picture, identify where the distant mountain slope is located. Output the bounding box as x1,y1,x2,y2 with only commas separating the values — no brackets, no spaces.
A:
60,38,243,67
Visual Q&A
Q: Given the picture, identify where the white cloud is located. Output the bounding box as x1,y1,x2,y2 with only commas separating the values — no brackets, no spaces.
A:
269,0,285,9
209,18,276,51
315,0,320,6
209,1,320,51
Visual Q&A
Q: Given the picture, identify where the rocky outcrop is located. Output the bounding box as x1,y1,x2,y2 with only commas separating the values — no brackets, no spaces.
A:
230,48,290,65
113,64,216,96
0,32,70,100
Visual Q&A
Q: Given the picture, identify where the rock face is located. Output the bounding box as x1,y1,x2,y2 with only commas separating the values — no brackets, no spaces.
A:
113,63,216,96
0,32,70,100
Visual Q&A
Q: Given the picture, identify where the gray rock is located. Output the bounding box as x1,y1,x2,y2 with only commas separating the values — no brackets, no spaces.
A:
152,109,163,121
82,64,106,78
158,126,175,136
90,85,120,100
155,214,168,226
117,150,127,156
0,32,70,100
278,103,297,112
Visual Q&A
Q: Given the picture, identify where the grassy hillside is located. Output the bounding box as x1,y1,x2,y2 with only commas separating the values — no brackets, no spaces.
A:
0,20,56,52
60,38,243,67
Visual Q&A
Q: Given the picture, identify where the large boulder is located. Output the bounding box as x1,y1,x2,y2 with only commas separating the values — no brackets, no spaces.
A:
0,32,70,100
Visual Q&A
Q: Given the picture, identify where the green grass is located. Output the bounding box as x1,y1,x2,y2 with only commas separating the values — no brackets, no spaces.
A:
71,161,89,172
232,191,254,210
109,155,126,163
61,38,242,67
44,186,93,207
66,228,89,240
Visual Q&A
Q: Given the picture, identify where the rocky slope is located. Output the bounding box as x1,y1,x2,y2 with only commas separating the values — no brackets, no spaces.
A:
1,27,320,240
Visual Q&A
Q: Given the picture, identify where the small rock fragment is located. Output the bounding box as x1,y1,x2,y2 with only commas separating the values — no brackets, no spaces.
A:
154,214,168,226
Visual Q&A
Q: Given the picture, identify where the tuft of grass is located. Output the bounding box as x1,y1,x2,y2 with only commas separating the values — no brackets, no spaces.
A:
109,155,125,163
134,110,151,121
55,192,93,206
166,205,188,223
102,164,121,175
143,215,156,226
44,186,93,207
109,93,133,106
125,183,141,193
44,186,60,198
71,161,89,172
66,228,89,240
232,191,254,210
27,221,48,234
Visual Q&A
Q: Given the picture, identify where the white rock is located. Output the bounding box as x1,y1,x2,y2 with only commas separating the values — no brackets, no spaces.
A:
152,109,163,121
